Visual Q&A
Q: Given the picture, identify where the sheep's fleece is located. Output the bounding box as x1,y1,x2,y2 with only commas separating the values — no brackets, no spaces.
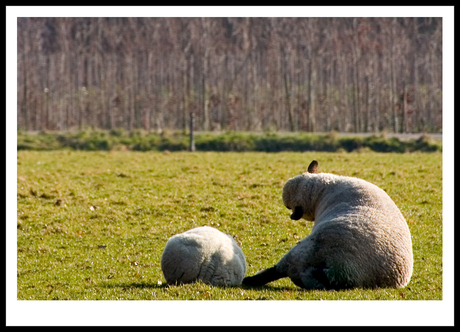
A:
243,160,413,290
161,226,247,286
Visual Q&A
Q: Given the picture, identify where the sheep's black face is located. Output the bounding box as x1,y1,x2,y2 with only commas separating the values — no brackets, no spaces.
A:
290,206,304,220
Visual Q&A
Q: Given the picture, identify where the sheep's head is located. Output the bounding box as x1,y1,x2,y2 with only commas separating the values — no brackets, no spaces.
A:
282,160,319,221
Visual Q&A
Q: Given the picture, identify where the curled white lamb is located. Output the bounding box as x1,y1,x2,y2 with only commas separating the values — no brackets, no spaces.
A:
243,160,413,290
161,226,247,286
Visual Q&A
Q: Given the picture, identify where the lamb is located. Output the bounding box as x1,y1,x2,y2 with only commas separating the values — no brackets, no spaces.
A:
243,160,413,290
161,226,247,286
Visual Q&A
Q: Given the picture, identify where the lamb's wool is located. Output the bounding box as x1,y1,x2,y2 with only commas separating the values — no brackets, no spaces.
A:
161,226,247,286
244,160,413,289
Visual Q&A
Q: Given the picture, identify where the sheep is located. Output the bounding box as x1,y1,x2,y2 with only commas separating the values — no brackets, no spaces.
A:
243,160,413,290
161,226,247,286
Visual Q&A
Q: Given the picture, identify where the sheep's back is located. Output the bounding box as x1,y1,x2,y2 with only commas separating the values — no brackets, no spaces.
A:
315,176,403,221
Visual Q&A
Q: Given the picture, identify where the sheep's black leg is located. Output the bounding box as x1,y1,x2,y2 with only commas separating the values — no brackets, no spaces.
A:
242,266,285,287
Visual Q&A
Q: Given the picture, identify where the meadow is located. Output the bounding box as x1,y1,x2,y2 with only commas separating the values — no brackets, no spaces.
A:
16,150,442,301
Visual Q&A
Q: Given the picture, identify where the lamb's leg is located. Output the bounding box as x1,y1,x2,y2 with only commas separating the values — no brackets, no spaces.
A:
242,266,286,287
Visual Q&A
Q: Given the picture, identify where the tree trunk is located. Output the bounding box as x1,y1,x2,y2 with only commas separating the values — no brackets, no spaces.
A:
390,18,398,133
402,83,408,133
202,49,210,131
283,48,295,131
306,58,315,132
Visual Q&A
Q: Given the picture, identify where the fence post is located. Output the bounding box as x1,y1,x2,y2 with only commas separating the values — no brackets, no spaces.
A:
189,112,195,152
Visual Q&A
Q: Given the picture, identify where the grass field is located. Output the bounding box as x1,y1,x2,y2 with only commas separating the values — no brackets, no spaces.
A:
16,150,443,303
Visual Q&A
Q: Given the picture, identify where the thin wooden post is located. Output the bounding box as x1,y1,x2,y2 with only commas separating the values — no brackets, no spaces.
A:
189,112,195,152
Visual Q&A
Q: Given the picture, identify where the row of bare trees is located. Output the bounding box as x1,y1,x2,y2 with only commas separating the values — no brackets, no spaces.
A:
17,17,442,133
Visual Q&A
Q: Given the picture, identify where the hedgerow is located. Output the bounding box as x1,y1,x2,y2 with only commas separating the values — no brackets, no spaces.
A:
16,130,442,153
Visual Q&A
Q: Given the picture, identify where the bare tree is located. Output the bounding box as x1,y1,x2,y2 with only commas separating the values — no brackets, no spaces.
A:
17,17,442,134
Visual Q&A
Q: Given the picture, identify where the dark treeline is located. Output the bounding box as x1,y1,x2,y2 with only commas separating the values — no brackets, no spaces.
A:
17,17,442,133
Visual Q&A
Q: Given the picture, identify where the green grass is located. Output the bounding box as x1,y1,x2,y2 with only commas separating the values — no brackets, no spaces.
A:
17,150,442,301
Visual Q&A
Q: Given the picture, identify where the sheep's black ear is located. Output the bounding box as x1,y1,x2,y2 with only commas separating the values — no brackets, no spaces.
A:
307,160,319,174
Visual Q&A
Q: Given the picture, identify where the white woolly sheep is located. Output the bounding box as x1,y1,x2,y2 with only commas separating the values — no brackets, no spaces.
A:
243,160,413,290
161,226,247,286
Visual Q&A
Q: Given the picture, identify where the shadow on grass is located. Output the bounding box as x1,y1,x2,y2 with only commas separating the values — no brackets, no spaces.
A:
101,281,292,291
241,284,350,293
241,284,298,291
100,281,168,289
100,281,241,289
